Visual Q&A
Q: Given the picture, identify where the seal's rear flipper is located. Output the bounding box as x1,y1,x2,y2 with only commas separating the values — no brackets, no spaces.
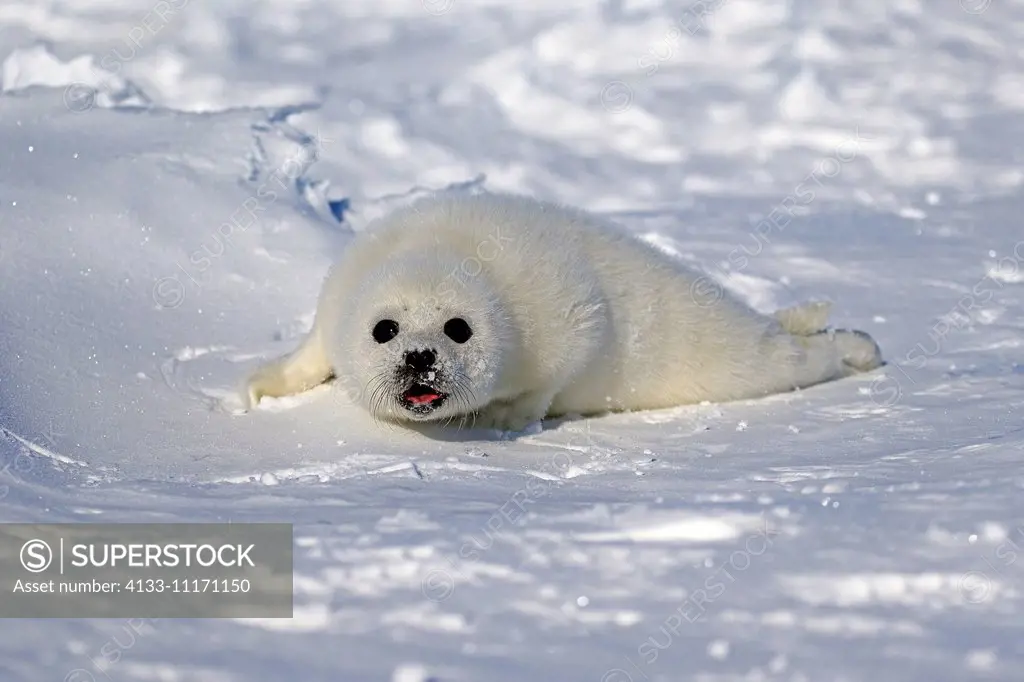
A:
774,301,882,375
831,329,884,373
242,329,333,410
794,328,883,382
774,300,832,336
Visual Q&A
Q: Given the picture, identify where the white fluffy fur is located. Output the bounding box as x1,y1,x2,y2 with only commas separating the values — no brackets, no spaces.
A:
244,191,883,431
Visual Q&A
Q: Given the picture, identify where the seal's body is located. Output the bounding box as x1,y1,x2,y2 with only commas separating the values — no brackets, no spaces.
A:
245,192,882,431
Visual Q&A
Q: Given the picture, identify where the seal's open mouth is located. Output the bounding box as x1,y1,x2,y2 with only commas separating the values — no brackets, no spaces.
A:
400,383,447,413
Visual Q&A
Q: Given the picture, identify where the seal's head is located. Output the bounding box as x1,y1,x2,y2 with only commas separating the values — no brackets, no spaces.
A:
334,253,514,423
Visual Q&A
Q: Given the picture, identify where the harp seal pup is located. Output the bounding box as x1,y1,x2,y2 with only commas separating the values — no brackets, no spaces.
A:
243,191,882,431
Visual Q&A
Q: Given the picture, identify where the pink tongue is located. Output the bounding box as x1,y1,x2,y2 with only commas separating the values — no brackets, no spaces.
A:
407,393,440,405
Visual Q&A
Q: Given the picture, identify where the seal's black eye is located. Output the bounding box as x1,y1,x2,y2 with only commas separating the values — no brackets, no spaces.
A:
372,319,399,344
443,317,472,343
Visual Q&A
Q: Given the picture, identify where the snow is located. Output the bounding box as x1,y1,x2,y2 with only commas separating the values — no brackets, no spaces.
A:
1,0,1023,680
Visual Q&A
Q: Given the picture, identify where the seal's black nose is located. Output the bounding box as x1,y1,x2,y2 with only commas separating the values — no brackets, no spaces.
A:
405,349,436,371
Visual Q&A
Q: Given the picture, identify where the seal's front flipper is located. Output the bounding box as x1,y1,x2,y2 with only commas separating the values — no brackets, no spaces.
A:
242,329,333,409
474,389,556,433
